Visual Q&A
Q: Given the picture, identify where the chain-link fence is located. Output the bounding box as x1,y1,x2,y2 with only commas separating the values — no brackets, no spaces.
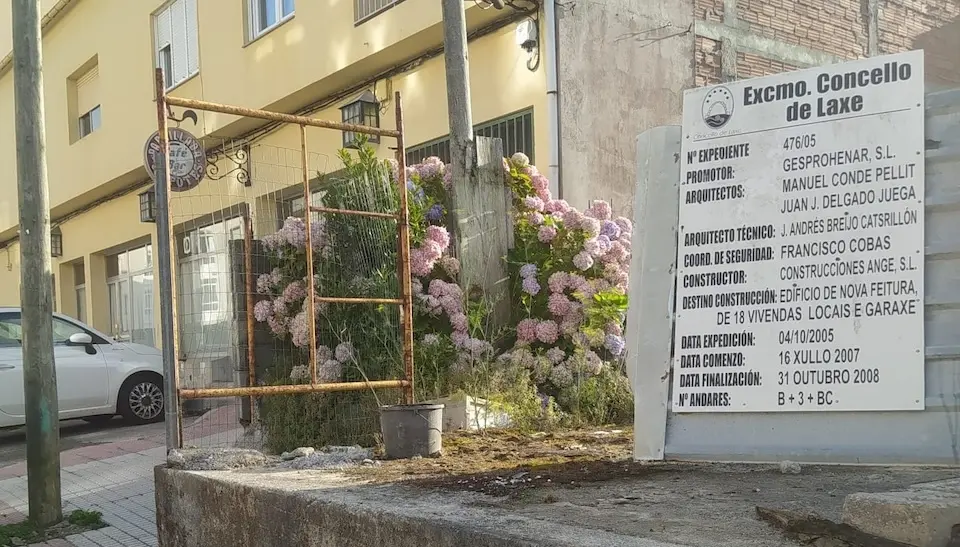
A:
152,70,415,454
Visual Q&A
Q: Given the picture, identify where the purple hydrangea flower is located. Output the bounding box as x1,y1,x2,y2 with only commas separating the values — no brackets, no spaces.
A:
604,334,626,356
519,263,538,279
521,277,541,296
426,203,444,221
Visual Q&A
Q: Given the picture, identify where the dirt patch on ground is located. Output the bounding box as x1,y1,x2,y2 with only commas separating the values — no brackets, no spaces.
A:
348,427,651,496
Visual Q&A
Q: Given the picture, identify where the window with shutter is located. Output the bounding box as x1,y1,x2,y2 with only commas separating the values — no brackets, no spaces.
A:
154,0,199,90
76,65,101,139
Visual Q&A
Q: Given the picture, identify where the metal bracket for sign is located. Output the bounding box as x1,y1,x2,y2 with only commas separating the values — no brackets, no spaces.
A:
205,145,251,186
165,107,252,187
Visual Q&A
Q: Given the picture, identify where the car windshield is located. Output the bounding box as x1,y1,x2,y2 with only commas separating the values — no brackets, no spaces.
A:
0,315,90,345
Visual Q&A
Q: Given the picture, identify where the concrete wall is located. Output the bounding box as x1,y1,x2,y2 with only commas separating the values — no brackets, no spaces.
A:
557,0,959,214
556,0,694,215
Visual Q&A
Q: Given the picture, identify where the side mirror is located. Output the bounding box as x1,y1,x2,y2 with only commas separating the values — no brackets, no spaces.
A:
67,333,94,346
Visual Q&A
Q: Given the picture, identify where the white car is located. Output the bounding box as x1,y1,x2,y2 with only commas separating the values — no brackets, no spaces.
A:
0,308,165,428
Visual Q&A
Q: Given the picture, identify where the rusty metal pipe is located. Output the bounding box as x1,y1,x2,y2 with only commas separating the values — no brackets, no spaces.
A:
308,205,399,220
242,210,256,423
394,91,416,405
315,296,403,305
179,380,411,399
164,96,401,138
300,124,319,385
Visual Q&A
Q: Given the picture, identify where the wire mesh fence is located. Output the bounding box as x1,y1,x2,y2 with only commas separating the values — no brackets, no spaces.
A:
156,87,414,454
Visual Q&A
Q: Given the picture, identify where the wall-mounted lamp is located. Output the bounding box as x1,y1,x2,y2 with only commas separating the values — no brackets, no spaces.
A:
340,91,381,149
139,188,157,223
50,226,63,258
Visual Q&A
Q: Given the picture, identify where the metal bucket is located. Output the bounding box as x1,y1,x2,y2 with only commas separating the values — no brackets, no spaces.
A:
379,403,444,459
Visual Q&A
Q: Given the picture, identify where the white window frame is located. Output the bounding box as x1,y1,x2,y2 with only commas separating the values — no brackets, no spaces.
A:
75,284,86,324
248,0,295,40
78,105,101,139
154,0,200,91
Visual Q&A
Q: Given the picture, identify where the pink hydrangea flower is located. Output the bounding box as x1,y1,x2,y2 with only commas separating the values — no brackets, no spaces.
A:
253,299,273,322
319,360,343,382
546,347,566,364
573,251,594,271
517,318,538,343
450,313,469,332
580,217,601,237
335,342,355,363
526,212,545,226
587,200,613,220
614,216,633,235
605,322,623,336
425,226,450,251
548,272,568,293
439,256,460,277
523,196,545,211
531,175,551,201
535,320,559,344
561,210,583,230
451,331,469,347
548,293,572,317
538,225,557,243
544,199,570,214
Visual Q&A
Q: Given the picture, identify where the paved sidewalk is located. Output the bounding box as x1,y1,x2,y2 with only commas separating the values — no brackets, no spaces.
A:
0,406,244,547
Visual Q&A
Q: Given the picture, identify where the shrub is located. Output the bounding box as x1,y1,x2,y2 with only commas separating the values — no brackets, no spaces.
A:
253,143,633,451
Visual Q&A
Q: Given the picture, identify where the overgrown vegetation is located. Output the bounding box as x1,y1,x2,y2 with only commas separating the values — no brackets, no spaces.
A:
252,139,634,452
0,509,106,546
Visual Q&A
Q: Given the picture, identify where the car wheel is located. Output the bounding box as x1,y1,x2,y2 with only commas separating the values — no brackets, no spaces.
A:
119,374,165,425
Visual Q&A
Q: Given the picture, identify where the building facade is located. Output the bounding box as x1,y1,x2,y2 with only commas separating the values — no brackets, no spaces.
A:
0,0,552,352
556,0,960,215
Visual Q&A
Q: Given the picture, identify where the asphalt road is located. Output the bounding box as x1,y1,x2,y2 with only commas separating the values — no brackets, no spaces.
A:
0,418,166,467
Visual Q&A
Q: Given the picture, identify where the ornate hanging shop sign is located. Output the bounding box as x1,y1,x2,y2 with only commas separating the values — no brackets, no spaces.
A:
143,127,206,192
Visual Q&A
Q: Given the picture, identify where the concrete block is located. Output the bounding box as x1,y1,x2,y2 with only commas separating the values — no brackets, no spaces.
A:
425,395,511,432
154,465,686,547
842,489,960,547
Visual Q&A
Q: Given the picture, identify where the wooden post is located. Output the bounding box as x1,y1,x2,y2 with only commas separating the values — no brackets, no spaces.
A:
12,0,62,526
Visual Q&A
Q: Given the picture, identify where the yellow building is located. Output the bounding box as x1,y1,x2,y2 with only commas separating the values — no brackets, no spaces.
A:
0,0,553,352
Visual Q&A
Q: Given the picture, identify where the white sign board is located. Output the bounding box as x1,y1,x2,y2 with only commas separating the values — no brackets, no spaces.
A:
673,50,926,413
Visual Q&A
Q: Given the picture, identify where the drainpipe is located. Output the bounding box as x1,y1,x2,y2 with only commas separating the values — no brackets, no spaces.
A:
543,0,562,198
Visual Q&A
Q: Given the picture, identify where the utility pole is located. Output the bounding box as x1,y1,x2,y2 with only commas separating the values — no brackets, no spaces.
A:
441,0,475,191
12,0,62,527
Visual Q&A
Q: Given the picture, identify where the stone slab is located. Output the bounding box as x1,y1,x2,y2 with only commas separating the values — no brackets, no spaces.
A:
843,489,960,547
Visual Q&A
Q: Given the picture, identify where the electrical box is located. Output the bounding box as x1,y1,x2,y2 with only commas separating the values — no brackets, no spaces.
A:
516,19,538,51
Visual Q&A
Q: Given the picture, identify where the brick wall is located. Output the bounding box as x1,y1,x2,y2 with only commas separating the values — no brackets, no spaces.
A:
737,0,867,59
692,0,958,85
735,52,800,79
695,36,723,86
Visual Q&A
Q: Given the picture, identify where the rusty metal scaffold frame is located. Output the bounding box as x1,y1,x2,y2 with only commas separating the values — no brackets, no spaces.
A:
152,69,416,447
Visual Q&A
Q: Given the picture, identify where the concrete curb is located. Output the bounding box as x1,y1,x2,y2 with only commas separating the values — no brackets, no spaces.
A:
154,465,687,547
843,482,960,547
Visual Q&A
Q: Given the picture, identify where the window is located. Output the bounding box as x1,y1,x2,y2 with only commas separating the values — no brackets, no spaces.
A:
78,106,101,139
107,245,155,347
249,0,294,40
405,109,535,166
278,190,324,228
354,0,403,24
0,314,106,346
154,0,199,90
74,262,86,323
74,63,101,140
